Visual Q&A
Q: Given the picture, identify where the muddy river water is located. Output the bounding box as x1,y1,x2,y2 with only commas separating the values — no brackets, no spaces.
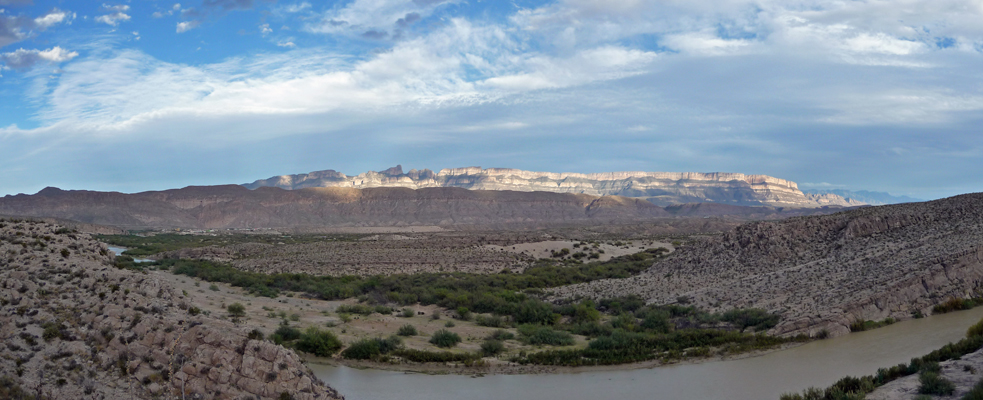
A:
310,306,983,400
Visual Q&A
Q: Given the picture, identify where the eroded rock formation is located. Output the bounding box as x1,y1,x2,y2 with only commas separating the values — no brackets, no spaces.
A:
0,220,343,399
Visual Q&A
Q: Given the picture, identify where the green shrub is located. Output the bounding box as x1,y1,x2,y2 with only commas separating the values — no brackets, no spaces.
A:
397,324,418,336
456,307,472,321
481,340,505,356
342,336,402,360
487,330,515,341
518,324,574,346
336,304,375,315
918,371,955,395
475,315,508,328
374,305,393,315
401,308,415,318
272,325,302,344
295,327,342,357
341,339,380,360
227,303,246,324
247,329,265,341
429,329,461,348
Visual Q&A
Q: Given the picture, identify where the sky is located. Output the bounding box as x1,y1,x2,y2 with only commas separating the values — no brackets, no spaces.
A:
0,0,981,200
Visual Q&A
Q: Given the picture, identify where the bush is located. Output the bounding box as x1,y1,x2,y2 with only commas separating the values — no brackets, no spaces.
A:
481,340,505,356
295,327,342,357
272,325,302,344
518,325,575,346
397,324,418,336
487,330,515,341
475,315,508,328
336,304,375,315
429,329,461,348
341,339,380,360
401,308,415,318
456,307,472,321
918,371,955,395
247,329,265,340
227,303,246,324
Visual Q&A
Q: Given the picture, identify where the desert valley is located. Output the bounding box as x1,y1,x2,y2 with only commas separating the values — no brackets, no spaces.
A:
0,166,980,400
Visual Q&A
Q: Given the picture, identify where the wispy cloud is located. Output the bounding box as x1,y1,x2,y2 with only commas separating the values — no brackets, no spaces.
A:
306,0,452,40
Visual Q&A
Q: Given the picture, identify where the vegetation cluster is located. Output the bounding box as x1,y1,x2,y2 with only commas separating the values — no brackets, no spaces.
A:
781,318,983,400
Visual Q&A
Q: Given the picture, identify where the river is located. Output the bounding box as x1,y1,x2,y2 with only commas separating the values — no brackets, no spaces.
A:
310,306,983,400
105,245,154,262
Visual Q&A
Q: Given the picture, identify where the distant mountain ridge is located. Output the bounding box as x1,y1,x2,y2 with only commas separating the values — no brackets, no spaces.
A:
244,165,865,208
802,189,922,205
0,185,853,232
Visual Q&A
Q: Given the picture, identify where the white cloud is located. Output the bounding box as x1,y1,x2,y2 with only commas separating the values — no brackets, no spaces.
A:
33,9,72,29
176,20,201,33
96,4,131,26
276,40,296,48
260,23,271,35
0,46,78,70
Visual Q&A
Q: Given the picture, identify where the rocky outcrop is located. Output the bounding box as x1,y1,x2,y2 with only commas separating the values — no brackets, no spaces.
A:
0,220,343,399
244,165,864,207
554,192,983,338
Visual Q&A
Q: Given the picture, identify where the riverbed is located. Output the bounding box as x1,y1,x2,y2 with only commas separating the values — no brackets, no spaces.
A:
310,306,983,400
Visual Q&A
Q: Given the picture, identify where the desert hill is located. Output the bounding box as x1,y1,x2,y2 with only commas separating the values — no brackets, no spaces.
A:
0,219,342,399
244,165,865,207
556,192,983,338
0,185,850,231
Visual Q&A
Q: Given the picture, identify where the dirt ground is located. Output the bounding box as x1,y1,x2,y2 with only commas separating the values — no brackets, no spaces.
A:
484,239,674,262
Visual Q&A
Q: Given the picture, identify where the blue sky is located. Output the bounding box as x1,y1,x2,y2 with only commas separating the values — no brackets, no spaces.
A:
1,0,981,200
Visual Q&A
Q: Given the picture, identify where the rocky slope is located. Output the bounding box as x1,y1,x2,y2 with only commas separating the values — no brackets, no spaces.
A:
0,219,343,399
244,165,864,207
555,193,983,338
0,185,683,231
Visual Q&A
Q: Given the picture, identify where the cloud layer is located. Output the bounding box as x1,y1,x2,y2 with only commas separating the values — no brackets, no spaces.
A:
0,0,981,199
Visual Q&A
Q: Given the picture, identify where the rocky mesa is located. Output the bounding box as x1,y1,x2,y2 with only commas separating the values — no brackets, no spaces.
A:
0,219,343,399
244,165,866,207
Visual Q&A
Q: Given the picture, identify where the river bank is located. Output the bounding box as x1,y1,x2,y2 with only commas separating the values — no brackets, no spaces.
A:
308,306,983,400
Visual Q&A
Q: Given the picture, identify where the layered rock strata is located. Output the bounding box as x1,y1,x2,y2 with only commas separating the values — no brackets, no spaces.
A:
554,193,983,338
0,220,343,399
244,165,864,207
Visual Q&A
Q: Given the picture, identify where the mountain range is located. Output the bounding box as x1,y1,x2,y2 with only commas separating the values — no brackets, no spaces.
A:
244,165,866,208
802,189,923,205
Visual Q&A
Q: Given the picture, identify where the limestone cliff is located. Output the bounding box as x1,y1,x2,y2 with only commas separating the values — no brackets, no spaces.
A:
243,165,863,207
